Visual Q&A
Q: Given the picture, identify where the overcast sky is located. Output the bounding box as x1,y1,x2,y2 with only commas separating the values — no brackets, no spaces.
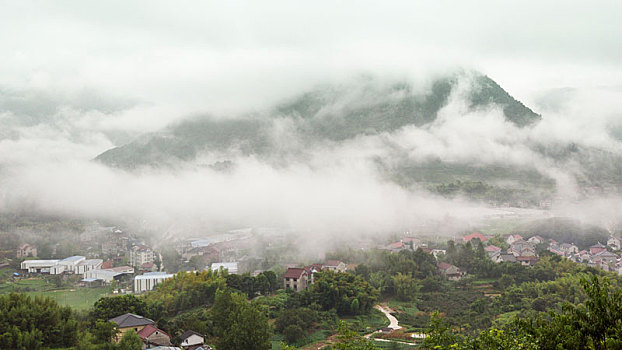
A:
2,1,622,117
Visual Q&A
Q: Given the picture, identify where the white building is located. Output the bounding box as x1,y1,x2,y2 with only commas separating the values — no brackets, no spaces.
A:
21,260,59,273
134,272,174,293
53,256,86,274
210,262,238,274
21,256,100,275
76,259,104,274
129,245,155,267
84,266,134,283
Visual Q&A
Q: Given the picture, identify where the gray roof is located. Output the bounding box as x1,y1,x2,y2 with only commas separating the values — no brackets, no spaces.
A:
500,254,517,262
180,330,204,340
109,313,155,328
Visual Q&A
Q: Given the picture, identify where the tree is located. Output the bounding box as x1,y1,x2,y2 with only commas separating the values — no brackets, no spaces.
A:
333,321,377,350
283,324,305,344
118,330,142,350
310,271,378,315
0,293,78,349
92,320,118,344
212,288,272,350
393,273,417,301
92,295,147,321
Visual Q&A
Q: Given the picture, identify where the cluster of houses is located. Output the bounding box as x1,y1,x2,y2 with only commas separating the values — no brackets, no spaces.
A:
283,260,347,292
549,237,622,274
383,237,446,258
109,313,210,350
461,232,542,266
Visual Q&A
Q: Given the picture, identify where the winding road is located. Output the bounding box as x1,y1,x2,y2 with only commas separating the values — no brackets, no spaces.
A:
374,304,401,330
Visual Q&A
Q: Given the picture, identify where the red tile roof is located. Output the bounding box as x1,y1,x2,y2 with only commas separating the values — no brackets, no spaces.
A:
304,264,323,274
484,245,501,252
284,268,306,279
137,324,169,340
462,232,488,242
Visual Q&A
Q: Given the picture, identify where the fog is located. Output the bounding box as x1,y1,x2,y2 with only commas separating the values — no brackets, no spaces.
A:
1,1,622,238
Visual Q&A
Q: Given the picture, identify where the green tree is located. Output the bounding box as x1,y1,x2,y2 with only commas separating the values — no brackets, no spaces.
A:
212,288,272,350
92,294,147,321
333,321,377,350
117,330,142,350
393,273,417,301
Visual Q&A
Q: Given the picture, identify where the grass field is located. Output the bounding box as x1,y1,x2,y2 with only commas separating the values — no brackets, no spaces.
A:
0,276,111,310
24,287,111,310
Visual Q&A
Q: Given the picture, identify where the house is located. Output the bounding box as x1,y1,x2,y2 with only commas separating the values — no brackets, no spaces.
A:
109,313,155,341
487,250,501,262
516,256,540,266
559,243,578,255
283,268,308,292
592,250,618,265
16,243,37,258
437,262,465,280
505,234,524,245
385,241,405,253
134,272,175,293
497,253,517,263
462,232,489,243
484,245,501,253
304,264,323,284
137,324,172,347
589,242,607,255
180,330,205,350
209,262,238,274
323,260,346,272
129,245,155,268
548,245,565,256
401,237,422,250
607,236,622,251
527,235,545,244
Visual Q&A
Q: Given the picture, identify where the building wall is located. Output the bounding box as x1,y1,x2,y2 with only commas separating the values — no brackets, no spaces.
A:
182,334,204,347
134,275,173,293
284,275,307,292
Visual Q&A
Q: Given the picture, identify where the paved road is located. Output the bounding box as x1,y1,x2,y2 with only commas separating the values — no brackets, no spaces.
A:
375,304,402,330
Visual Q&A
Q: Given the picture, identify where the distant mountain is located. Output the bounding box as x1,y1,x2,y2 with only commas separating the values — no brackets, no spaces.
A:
93,71,622,207
95,71,540,168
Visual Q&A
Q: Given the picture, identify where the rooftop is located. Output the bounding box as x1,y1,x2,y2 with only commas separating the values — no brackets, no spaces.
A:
58,256,86,263
109,313,155,328
284,267,306,278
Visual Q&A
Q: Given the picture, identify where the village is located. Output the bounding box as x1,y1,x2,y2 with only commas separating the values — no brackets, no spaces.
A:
2,220,622,349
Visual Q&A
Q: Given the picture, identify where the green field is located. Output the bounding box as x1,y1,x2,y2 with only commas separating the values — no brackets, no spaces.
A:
24,287,111,310
0,276,111,310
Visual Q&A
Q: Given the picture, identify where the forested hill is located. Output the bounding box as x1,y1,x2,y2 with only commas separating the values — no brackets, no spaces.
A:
95,71,539,169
